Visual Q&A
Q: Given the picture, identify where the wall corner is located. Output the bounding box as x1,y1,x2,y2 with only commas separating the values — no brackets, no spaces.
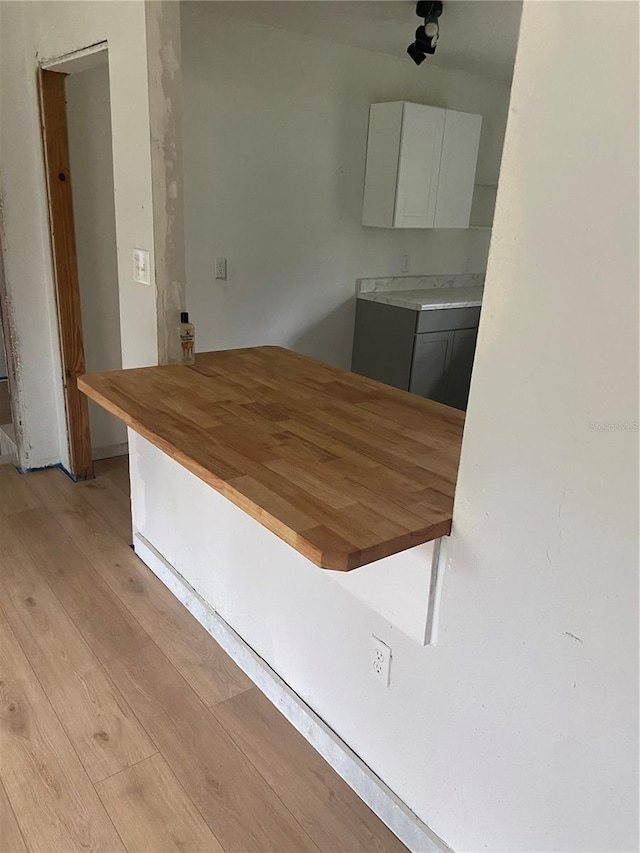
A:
145,0,186,364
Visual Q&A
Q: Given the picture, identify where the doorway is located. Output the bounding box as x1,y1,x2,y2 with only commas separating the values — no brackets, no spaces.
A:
65,61,127,463
39,46,126,479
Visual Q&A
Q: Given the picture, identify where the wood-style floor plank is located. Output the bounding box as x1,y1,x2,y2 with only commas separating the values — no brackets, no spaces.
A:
0,461,407,852
213,687,408,853
75,471,133,542
0,465,41,516
8,507,151,664
0,614,125,852
29,466,254,707
106,643,320,853
95,456,131,497
95,753,225,853
0,516,156,783
0,780,27,853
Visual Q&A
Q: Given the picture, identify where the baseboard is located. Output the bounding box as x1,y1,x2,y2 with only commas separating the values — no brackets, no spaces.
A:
91,441,128,461
133,531,452,853
0,423,17,464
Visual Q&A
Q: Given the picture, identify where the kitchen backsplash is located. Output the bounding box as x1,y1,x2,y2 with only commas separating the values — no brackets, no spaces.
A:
356,273,485,295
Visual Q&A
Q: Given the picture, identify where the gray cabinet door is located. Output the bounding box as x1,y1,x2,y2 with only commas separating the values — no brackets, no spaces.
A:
409,331,452,404
446,327,478,410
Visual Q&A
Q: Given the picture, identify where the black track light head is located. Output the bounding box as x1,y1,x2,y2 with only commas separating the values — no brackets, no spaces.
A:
407,42,427,65
414,25,437,54
408,0,443,66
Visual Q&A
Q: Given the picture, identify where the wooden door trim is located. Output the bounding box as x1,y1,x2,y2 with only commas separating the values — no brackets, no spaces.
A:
38,68,94,480
0,229,22,462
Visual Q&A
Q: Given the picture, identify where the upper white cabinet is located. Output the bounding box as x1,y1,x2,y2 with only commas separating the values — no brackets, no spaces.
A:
362,101,482,229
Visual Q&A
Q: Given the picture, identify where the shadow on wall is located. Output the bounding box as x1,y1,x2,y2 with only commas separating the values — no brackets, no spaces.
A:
289,298,356,369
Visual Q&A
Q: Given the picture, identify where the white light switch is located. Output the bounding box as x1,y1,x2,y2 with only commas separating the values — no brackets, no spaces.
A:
215,257,227,281
133,248,150,285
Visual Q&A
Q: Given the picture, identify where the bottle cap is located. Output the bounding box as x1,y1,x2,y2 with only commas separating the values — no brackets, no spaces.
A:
180,312,189,323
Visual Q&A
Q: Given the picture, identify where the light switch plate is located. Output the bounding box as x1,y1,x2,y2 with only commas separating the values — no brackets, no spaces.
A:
133,248,150,285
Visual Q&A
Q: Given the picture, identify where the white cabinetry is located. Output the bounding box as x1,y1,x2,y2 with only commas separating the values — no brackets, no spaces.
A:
362,101,482,229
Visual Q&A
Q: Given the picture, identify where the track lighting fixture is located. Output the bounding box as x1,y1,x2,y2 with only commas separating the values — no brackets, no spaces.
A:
407,1,443,66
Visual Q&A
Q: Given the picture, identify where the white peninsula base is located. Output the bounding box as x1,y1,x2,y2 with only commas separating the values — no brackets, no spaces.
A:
128,430,449,853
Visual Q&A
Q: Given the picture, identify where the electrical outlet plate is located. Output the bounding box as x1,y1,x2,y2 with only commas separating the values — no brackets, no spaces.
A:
214,257,227,280
133,248,150,285
371,635,391,686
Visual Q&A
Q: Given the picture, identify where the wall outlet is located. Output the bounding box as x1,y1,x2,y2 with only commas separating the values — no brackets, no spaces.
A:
371,635,391,686
133,248,150,285
214,257,227,280
401,254,411,273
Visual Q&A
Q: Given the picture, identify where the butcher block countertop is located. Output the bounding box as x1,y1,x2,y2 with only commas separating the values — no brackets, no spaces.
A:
79,347,464,571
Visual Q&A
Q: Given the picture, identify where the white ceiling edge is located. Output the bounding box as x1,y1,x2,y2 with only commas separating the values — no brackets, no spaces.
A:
183,1,523,84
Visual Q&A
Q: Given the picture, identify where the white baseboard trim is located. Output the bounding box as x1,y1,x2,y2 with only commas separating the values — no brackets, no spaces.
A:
0,422,17,459
133,531,452,853
91,441,128,462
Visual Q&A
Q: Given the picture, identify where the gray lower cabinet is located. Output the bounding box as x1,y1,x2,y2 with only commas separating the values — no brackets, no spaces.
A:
351,299,480,410
446,327,478,410
408,331,451,404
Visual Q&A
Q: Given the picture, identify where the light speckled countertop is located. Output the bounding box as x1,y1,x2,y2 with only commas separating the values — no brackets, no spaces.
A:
358,285,483,311
356,274,484,311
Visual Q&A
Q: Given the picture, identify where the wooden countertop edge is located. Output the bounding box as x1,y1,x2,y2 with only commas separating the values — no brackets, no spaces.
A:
79,375,451,571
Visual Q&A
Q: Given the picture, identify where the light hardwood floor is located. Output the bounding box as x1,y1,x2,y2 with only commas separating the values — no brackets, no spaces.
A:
0,456,407,853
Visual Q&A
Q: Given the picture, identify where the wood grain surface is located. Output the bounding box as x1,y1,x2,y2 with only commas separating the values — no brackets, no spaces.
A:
0,615,126,852
0,516,155,783
0,781,27,853
106,643,320,853
9,508,151,663
95,753,225,853
29,466,255,708
212,687,407,853
0,459,407,851
79,346,464,570
38,69,94,481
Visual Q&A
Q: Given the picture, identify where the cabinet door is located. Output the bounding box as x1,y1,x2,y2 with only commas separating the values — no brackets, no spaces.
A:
434,109,482,228
409,331,452,404
394,103,445,228
362,102,405,227
446,327,478,410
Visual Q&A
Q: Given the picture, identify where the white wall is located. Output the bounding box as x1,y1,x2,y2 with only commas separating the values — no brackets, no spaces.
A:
136,3,638,851
181,5,511,368
0,0,183,471
443,0,638,847
66,64,128,456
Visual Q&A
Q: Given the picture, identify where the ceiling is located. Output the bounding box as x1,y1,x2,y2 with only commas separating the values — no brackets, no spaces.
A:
198,1,523,83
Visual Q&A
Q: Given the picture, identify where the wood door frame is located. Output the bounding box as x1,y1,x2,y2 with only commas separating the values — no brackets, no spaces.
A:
0,229,21,458
38,68,94,480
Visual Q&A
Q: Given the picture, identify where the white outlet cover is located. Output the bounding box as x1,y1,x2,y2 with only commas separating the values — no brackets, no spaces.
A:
214,257,227,280
133,248,150,285
371,635,391,687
